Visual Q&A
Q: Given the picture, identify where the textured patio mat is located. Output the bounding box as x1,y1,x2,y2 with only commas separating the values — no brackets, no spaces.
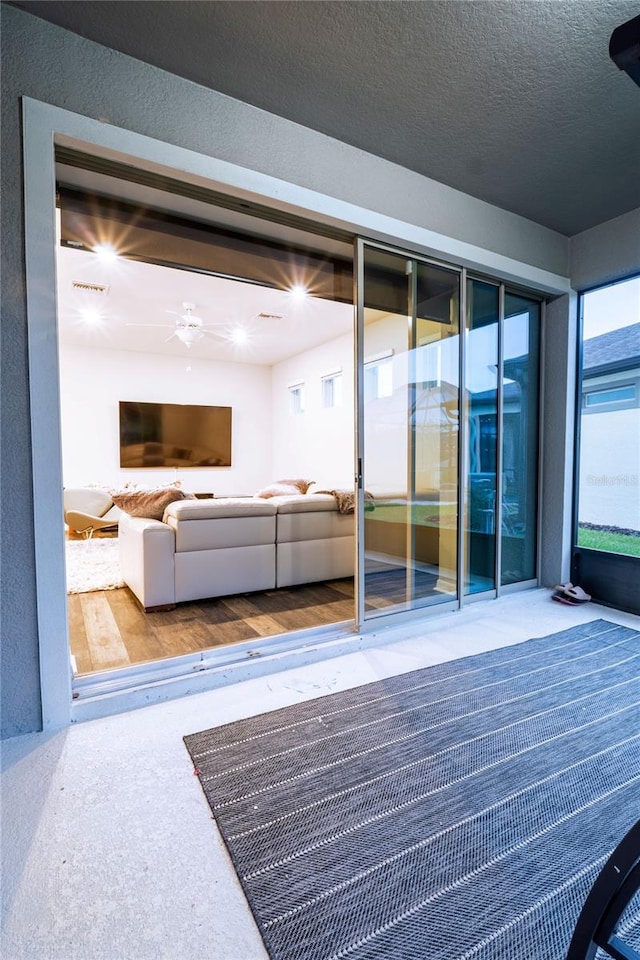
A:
184,619,640,960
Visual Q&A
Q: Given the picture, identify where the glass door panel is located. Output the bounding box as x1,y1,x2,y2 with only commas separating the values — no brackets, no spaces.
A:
360,244,460,617
501,293,540,585
464,279,499,594
413,262,460,603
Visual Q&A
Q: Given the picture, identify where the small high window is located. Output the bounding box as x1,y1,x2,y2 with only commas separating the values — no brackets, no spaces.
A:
288,383,305,415
321,372,343,408
364,356,393,401
583,383,637,411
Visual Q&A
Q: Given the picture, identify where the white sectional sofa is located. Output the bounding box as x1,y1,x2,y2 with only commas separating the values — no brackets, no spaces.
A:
118,494,354,611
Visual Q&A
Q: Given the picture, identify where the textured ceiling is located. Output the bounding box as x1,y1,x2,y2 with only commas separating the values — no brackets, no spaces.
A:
10,0,640,236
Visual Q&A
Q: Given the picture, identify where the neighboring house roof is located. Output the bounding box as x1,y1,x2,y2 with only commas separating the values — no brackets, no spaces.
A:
583,323,640,375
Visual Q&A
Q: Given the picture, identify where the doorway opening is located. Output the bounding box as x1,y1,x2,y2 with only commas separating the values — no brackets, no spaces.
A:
55,154,360,682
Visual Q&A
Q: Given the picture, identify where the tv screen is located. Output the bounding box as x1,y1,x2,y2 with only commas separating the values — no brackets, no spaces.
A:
119,401,232,468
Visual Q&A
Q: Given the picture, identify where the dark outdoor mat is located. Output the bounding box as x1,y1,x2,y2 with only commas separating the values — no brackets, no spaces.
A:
184,619,640,960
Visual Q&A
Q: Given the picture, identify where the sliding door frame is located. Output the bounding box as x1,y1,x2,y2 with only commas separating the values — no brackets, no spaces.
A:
354,241,545,630
23,98,565,728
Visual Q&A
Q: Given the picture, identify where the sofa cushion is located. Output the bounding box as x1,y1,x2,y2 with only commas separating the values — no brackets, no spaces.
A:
270,493,338,514
275,495,354,543
277,537,354,587
163,497,276,521
169,515,276,553
175,544,276,601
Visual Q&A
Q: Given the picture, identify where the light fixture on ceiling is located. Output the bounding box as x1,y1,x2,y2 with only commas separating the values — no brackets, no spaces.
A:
288,283,309,301
172,303,205,347
92,243,119,263
609,14,640,88
174,327,204,347
229,327,249,345
126,301,222,347
78,306,103,326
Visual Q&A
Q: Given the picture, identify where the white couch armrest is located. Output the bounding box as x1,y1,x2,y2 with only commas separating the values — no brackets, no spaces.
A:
119,515,176,610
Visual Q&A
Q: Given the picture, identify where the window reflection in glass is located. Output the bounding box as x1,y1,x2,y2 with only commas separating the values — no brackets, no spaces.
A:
361,248,460,616
465,280,499,594
501,294,540,585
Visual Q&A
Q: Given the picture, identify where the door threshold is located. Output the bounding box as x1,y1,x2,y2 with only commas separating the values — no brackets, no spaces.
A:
71,619,360,722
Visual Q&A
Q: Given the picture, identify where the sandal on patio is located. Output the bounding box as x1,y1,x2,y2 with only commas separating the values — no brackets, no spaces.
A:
563,584,591,602
552,591,581,605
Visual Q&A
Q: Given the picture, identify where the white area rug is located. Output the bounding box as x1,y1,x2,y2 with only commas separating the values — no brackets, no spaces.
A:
66,537,125,594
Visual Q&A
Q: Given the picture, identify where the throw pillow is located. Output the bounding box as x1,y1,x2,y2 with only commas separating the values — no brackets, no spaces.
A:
111,487,191,520
276,478,315,494
256,482,300,499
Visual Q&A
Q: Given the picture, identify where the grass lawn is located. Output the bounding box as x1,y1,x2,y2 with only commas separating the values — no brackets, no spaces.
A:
577,526,640,558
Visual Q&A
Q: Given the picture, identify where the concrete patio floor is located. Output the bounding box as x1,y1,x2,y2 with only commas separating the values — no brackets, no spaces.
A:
3,588,639,960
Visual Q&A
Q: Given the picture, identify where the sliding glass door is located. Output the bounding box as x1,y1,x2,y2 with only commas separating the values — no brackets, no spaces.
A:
462,283,540,596
356,240,542,626
464,279,499,594
501,292,540,586
357,243,461,617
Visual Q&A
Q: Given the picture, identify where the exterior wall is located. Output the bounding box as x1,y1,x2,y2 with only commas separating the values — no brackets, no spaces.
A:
570,208,640,292
578,408,640,530
1,5,572,737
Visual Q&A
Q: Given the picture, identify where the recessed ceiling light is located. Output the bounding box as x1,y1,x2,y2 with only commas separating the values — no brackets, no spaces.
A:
92,243,119,263
229,327,248,345
288,283,309,300
79,307,102,325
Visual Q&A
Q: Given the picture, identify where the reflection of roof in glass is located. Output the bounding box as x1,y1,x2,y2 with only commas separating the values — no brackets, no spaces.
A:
473,382,520,405
584,323,640,373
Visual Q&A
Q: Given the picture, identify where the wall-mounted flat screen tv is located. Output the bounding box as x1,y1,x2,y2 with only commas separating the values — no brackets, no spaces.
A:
119,401,232,467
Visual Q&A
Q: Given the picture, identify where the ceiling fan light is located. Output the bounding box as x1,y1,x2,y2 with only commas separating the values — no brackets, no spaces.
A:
175,326,204,347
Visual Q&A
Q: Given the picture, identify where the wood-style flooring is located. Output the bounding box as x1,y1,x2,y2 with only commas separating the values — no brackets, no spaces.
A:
68,579,355,676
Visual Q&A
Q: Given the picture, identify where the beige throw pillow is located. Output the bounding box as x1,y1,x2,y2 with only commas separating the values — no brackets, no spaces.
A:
111,487,191,520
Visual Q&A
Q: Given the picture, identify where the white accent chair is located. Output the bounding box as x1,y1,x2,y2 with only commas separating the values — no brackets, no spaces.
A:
63,488,122,538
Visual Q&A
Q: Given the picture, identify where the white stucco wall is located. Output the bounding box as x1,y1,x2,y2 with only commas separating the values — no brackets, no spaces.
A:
271,332,355,490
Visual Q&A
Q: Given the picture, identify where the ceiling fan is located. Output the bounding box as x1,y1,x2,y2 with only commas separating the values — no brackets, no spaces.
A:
127,302,222,348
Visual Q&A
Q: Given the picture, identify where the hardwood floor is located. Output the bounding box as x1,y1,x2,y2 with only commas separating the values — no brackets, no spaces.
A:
68,579,356,676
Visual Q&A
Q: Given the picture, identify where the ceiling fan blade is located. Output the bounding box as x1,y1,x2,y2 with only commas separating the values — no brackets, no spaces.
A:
164,331,178,343
125,322,175,328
